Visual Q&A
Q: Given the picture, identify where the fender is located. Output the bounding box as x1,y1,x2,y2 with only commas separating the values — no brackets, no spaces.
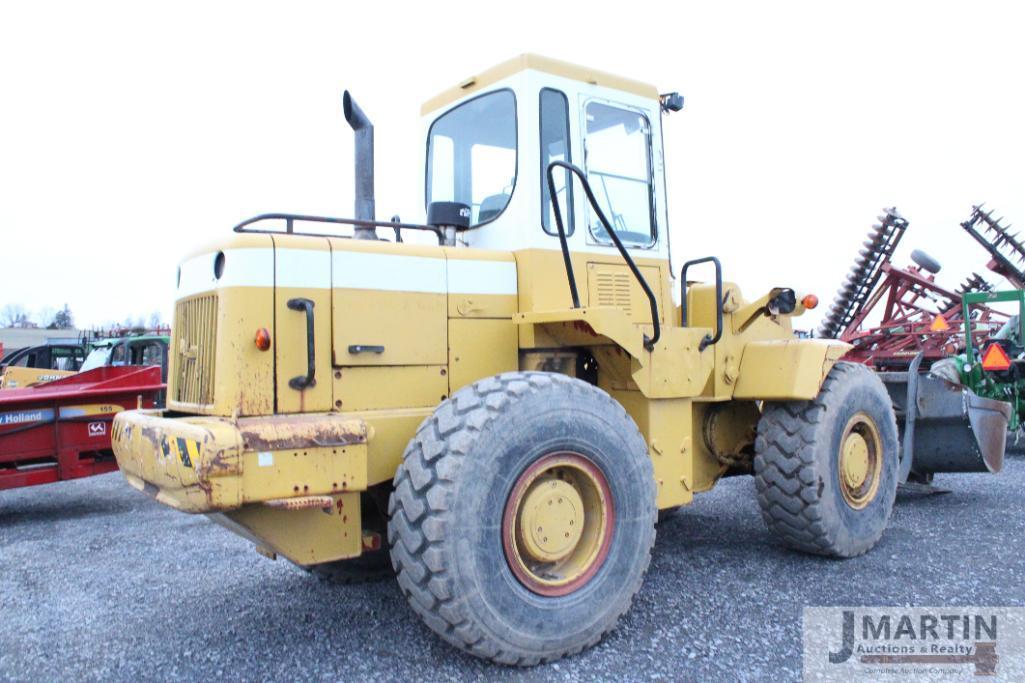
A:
732,339,851,400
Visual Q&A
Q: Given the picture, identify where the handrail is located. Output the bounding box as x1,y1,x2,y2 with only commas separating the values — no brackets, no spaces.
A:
680,256,723,351
232,213,443,244
546,160,661,351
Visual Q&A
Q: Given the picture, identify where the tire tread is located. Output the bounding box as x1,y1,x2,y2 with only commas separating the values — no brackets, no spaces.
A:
387,371,656,665
753,361,897,558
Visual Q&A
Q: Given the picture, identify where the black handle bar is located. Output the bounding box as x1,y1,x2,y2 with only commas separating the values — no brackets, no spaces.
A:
287,298,317,390
545,161,661,351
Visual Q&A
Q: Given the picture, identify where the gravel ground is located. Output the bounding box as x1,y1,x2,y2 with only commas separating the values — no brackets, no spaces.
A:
1,457,1023,682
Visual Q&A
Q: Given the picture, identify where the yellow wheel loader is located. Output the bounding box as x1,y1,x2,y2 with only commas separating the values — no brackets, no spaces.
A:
112,55,900,665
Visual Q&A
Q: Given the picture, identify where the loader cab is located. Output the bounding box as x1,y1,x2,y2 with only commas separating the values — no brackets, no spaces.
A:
421,55,670,261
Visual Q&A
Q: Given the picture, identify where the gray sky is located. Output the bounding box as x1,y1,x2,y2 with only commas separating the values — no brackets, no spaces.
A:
1,1,1022,329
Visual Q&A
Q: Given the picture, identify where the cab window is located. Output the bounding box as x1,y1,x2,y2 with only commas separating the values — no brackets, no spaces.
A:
12,350,35,367
540,88,573,235
81,347,111,371
427,90,517,226
583,101,655,246
52,347,83,371
110,343,127,366
135,342,164,366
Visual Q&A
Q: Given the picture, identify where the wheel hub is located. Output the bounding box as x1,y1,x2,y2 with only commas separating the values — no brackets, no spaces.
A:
837,413,883,510
519,479,585,562
841,432,870,489
502,452,614,597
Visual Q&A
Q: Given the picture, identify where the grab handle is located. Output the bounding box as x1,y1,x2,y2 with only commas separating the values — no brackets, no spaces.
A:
287,298,316,390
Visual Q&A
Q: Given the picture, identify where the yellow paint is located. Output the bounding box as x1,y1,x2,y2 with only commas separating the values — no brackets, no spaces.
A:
113,409,368,511
732,339,850,400
837,413,883,510
355,408,434,486
240,446,366,502
586,262,664,322
448,318,518,395
613,391,713,508
169,273,275,417
276,236,332,414
115,412,244,512
446,247,519,318
0,366,76,389
58,403,125,418
515,249,672,329
421,53,659,116
518,479,584,562
334,366,448,411
842,433,870,487
221,492,362,565
504,455,610,590
334,289,447,366
111,57,856,570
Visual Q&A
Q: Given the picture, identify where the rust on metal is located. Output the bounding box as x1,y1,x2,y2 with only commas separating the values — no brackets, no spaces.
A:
362,531,382,551
238,413,367,451
194,443,239,480
264,495,334,510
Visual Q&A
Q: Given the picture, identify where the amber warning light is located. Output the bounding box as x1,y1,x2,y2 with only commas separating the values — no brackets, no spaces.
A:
255,328,272,351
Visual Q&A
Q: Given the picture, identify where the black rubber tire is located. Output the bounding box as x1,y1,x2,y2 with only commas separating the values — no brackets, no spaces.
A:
754,361,899,558
387,371,657,666
303,548,393,584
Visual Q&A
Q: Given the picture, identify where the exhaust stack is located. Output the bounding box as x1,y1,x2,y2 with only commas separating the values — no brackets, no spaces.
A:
343,91,376,240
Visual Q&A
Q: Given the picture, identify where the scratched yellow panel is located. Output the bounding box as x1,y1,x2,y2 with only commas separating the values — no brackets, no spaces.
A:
224,492,362,565
240,444,368,502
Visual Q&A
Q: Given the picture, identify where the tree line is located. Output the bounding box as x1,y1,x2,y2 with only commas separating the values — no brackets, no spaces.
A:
1,304,164,330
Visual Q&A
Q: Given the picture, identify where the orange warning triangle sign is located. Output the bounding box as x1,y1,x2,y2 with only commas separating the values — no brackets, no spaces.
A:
929,313,950,332
981,343,1012,372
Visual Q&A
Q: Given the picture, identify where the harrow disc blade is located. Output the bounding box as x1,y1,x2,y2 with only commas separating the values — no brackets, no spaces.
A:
817,207,908,338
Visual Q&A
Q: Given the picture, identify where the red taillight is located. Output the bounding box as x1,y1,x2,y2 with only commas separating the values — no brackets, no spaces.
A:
255,328,272,351
981,343,1011,372
801,294,819,310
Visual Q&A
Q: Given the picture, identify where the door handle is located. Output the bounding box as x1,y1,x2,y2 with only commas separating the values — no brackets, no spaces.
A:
287,298,316,390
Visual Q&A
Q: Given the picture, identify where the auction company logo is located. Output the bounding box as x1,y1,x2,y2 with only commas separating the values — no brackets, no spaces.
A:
803,607,1025,681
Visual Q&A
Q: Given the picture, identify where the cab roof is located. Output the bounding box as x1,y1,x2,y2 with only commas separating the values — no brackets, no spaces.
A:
91,334,169,347
420,54,659,116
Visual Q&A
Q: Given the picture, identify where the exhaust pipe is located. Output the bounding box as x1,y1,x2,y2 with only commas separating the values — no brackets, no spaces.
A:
343,90,376,240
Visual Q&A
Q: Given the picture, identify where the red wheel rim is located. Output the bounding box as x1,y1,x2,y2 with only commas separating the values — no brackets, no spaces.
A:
501,451,615,597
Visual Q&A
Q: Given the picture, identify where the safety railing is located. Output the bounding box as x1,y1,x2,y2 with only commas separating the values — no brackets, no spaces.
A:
680,257,723,351
232,213,443,243
545,161,661,351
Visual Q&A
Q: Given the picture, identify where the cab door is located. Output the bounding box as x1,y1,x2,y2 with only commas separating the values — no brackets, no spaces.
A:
274,236,333,414
579,96,666,328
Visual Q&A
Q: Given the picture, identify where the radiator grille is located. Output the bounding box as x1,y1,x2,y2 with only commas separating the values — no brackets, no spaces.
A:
592,270,634,315
172,294,218,406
